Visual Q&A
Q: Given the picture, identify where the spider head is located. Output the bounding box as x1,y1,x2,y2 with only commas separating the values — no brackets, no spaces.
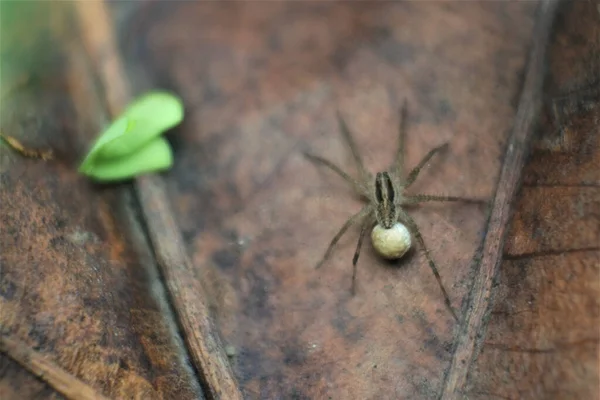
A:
374,171,397,229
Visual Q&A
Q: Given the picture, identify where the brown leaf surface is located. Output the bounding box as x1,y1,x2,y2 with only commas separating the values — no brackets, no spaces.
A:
467,2,600,399
0,2,202,399
115,2,537,399
3,1,596,400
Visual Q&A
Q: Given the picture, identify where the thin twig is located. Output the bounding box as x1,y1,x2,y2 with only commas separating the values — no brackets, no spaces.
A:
0,132,54,160
441,1,560,398
73,2,242,400
0,75,54,160
0,335,110,400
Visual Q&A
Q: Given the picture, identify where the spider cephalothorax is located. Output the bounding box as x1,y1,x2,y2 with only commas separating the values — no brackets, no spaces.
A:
304,102,484,321
374,171,399,229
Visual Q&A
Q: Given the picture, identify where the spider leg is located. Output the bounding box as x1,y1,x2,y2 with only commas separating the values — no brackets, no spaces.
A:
351,215,373,295
404,143,448,188
303,151,368,197
397,209,459,321
315,205,373,270
403,194,488,205
390,100,408,178
336,111,372,182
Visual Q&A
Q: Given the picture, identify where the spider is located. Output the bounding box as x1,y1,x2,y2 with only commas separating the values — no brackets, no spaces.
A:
304,101,483,321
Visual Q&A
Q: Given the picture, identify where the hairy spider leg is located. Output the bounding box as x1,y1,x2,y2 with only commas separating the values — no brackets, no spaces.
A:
336,111,372,183
404,143,449,187
314,205,373,270
351,216,373,294
303,151,368,197
391,100,409,178
397,208,459,321
404,194,488,205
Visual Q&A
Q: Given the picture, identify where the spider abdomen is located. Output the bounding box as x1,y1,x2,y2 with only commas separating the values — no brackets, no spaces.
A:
371,222,411,259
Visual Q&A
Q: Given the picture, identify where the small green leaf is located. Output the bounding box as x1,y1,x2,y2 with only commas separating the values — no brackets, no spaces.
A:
81,137,173,181
98,91,183,159
78,90,183,182
78,116,133,174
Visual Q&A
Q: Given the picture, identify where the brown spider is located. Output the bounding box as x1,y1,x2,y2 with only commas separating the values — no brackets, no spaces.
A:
304,102,483,321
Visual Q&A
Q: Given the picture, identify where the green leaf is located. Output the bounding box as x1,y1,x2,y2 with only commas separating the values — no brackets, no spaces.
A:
98,91,183,159
78,116,132,174
78,91,183,182
81,137,173,182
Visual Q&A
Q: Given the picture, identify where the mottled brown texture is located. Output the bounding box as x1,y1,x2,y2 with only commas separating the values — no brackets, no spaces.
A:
3,1,596,399
0,2,202,399
115,2,537,399
467,2,600,399
0,336,109,400
442,1,559,397
73,2,241,398
0,354,65,400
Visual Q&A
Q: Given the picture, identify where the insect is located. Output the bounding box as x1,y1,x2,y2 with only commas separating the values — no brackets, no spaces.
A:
304,101,483,321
